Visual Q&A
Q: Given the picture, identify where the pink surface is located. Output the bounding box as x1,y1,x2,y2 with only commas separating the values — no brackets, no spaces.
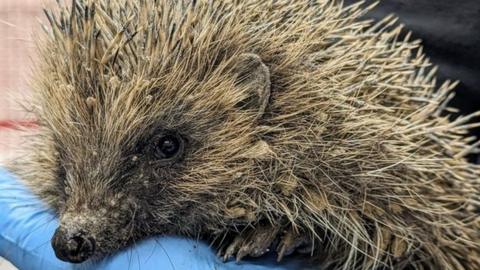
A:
0,0,46,162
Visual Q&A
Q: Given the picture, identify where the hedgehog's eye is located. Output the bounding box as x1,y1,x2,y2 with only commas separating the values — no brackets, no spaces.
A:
154,133,183,160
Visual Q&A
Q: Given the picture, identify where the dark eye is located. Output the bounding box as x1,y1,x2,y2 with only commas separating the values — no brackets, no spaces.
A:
154,134,183,159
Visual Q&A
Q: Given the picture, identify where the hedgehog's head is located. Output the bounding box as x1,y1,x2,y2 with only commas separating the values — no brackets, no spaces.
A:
41,53,272,263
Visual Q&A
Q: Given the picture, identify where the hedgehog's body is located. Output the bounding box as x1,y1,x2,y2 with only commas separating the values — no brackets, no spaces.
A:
11,0,480,269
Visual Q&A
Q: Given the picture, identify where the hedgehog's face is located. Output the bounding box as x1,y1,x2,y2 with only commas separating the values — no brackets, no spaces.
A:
48,53,272,263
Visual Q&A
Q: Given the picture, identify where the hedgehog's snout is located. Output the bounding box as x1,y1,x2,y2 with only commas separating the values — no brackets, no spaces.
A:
51,227,96,263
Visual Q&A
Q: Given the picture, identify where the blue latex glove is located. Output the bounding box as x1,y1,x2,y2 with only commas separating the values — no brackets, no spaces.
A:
0,168,310,270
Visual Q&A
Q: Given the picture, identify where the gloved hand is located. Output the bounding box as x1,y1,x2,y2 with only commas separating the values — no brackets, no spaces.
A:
0,168,308,270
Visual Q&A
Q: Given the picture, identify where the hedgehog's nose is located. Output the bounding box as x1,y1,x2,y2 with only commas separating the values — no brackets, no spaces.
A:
51,227,96,263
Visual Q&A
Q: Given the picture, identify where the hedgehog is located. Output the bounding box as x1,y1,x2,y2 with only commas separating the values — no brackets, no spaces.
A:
8,0,480,269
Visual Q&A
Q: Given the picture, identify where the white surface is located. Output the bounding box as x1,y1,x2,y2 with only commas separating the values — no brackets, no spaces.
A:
0,257,17,270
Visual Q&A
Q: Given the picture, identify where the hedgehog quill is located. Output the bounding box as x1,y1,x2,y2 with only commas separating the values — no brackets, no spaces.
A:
9,0,480,269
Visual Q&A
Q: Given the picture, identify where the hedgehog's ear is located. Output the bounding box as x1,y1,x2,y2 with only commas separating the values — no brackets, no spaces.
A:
231,53,271,117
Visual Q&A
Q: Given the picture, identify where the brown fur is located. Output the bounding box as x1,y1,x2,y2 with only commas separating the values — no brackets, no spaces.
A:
9,0,480,269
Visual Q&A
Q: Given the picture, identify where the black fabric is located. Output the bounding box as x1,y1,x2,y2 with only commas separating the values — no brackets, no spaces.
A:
345,0,480,159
